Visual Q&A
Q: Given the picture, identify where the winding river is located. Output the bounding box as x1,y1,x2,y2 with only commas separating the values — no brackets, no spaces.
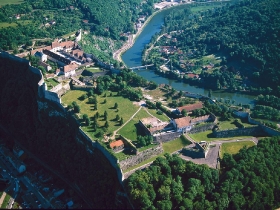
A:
121,6,255,105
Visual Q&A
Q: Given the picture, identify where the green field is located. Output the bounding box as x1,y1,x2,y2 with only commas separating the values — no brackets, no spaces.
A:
189,130,256,143
0,20,32,29
45,78,59,90
1,193,11,209
220,141,255,158
62,90,139,138
146,108,170,122
162,135,192,153
118,109,151,140
0,0,24,6
190,2,226,13
85,67,103,73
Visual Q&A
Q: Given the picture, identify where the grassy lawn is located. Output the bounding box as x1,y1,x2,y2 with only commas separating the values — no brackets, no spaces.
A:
190,2,226,13
1,193,10,209
146,108,170,122
162,135,192,153
145,88,167,101
0,20,31,29
45,78,59,90
189,130,256,143
62,90,139,138
0,0,24,6
118,109,151,140
218,120,238,130
85,67,103,73
220,141,255,158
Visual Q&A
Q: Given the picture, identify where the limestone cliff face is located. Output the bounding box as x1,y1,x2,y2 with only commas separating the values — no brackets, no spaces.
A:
0,52,42,139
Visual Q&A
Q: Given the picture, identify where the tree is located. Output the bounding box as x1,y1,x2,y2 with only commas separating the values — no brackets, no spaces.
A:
116,114,120,121
208,89,212,98
72,101,80,113
104,111,108,120
181,109,188,117
114,102,118,109
83,114,90,126
104,121,109,128
120,117,124,125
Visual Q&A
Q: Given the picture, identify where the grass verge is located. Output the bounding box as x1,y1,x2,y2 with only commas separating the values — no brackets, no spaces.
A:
220,141,255,158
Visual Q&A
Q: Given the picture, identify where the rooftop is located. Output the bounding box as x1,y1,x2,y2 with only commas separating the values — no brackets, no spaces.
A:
178,102,203,113
174,116,192,128
110,140,124,149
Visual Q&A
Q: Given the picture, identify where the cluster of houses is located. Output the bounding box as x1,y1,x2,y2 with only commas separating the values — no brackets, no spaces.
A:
0,146,26,174
31,32,92,78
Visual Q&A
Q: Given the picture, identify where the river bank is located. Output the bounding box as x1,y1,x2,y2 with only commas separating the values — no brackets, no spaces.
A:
113,1,193,64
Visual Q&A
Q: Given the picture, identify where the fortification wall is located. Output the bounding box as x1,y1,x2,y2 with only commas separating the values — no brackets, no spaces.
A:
261,125,280,136
119,144,163,171
154,132,181,143
189,123,215,134
78,128,124,181
213,126,261,138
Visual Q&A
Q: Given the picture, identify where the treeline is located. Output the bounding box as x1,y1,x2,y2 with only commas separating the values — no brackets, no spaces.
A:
0,0,160,52
158,0,280,94
126,137,280,209
0,55,124,208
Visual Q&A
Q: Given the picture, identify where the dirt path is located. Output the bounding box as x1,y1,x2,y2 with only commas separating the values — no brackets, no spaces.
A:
0,192,7,207
112,106,143,139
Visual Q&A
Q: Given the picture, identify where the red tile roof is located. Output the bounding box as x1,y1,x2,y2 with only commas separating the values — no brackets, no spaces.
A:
63,63,78,73
110,140,124,149
178,102,203,113
175,116,191,128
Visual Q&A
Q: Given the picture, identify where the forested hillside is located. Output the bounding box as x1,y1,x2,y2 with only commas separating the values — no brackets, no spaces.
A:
0,0,159,52
162,0,280,92
0,54,124,208
126,137,280,209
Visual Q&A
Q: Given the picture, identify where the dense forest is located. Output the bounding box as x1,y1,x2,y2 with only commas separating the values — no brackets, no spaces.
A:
0,0,159,52
152,0,280,94
0,54,125,208
126,137,280,209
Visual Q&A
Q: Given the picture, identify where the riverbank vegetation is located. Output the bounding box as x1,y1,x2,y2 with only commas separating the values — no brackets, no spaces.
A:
126,136,280,209
145,0,280,107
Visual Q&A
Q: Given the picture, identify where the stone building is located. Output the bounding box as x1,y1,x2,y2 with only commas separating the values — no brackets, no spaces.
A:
139,117,170,135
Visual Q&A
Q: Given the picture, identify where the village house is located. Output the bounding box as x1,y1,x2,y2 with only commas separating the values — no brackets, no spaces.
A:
60,62,79,77
110,140,124,152
139,117,170,135
38,61,52,71
43,49,71,66
0,147,26,174
175,102,204,115
34,51,47,62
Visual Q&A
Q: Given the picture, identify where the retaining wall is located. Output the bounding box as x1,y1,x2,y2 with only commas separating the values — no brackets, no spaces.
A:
154,132,181,143
213,126,261,138
72,85,94,91
119,144,163,171
188,123,216,134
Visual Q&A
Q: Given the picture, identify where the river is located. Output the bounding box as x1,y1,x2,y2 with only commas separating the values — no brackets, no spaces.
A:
121,6,255,105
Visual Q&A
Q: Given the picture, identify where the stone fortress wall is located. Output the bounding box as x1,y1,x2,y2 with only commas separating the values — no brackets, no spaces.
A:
119,144,163,171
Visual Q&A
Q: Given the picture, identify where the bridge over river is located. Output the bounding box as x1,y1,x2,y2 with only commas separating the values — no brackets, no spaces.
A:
130,64,154,70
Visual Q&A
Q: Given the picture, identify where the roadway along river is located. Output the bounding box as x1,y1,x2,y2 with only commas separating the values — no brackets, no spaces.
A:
121,6,255,105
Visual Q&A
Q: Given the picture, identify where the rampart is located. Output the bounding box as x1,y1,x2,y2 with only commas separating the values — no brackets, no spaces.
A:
119,144,163,171
154,131,181,143
213,126,262,138
189,123,216,134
